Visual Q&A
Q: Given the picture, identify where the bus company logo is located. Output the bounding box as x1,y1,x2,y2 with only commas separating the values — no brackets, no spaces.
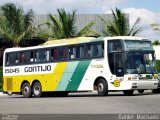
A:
2,114,18,120
90,64,103,68
5,65,52,74
24,65,52,73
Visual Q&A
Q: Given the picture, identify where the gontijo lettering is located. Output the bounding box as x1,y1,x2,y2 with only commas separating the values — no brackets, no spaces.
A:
24,65,51,72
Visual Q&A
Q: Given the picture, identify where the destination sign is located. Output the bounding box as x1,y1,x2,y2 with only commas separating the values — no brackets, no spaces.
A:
124,40,153,51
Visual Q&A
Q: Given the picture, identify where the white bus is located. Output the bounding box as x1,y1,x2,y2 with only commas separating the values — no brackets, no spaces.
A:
3,36,159,97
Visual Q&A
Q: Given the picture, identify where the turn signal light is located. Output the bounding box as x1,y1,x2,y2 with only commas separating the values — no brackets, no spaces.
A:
128,77,132,80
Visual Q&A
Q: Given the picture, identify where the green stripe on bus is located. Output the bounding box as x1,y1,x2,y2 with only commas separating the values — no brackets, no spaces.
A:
65,60,91,91
56,61,79,91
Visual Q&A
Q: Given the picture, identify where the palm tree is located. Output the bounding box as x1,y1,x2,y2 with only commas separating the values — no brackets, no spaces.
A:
0,3,34,47
47,8,100,39
100,8,141,36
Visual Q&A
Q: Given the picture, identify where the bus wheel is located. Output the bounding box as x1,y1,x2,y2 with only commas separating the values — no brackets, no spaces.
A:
33,82,42,97
97,78,108,96
21,82,32,98
123,90,134,96
138,90,144,94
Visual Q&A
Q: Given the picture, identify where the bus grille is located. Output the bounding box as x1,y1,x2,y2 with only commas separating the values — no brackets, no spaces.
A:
6,78,13,91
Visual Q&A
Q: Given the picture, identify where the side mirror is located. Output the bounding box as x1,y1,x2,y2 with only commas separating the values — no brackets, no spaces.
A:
116,67,124,77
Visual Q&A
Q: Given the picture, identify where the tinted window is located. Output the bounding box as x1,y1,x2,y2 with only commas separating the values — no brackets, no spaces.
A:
108,40,122,53
93,43,104,57
86,44,94,58
20,52,24,63
6,52,19,65
51,47,66,61
58,48,66,60
51,48,58,61
76,46,84,59
68,46,76,60
24,51,34,63
35,49,50,62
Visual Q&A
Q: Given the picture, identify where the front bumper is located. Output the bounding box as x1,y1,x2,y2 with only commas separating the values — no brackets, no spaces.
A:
114,79,158,90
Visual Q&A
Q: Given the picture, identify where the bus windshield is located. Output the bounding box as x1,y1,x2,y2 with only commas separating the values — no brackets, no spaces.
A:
125,52,157,74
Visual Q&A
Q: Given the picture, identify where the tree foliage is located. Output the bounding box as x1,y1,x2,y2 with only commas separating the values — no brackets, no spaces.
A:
152,40,160,45
0,3,34,47
100,8,142,36
47,8,100,39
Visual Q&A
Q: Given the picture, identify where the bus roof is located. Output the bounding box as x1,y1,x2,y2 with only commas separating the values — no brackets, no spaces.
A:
104,36,148,41
4,36,148,52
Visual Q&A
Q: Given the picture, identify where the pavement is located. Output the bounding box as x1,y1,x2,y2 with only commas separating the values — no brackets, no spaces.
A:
0,90,160,114
0,91,160,120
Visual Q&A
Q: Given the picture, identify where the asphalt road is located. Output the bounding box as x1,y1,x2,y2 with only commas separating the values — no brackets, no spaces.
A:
0,91,160,114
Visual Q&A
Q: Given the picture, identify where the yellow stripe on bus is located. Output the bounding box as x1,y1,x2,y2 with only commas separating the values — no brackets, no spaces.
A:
3,62,68,92
50,62,68,90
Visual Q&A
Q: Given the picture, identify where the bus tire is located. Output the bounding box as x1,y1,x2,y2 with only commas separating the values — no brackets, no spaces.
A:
138,90,144,94
32,82,42,97
21,82,32,98
123,90,134,96
97,78,108,96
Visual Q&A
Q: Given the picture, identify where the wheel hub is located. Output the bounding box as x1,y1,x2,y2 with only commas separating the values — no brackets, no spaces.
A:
98,83,104,92
24,86,29,93
34,85,40,95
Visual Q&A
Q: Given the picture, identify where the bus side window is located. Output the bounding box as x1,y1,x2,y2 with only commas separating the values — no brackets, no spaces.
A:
86,44,93,58
11,52,19,65
51,48,58,61
30,51,34,62
5,54,9,65
24,51,30,63
93,43,104,57
24,51,34,63
45,50,50,62
35,49,47,62
20,52,24,63
58,47,65,60
35,50,40,62
6,52,19,65
15,53,19,64
76,46,84,59
68,46,76,60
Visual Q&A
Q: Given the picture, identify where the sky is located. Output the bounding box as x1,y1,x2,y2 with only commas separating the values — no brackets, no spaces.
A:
0,0,160,40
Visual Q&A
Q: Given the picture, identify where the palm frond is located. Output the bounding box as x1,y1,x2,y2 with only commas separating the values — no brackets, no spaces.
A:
0,3,35,46
24,9,34,29
100,8,141,36
128,17,141,36
77,21,95,36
